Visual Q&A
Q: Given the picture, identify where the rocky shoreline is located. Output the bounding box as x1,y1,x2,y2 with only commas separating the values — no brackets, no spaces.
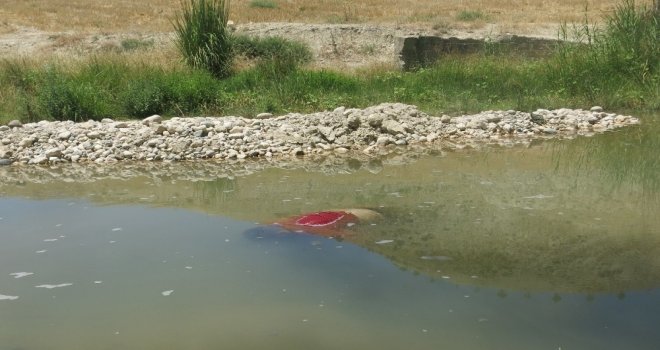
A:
0,103,640,166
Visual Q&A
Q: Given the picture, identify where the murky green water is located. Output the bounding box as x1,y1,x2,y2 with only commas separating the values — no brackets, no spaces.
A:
1,116,659,350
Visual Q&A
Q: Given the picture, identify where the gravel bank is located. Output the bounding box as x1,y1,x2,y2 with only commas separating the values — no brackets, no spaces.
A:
0,103,640,166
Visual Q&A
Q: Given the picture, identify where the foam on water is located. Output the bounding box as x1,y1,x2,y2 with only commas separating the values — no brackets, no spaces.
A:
10,272,34,279
0,294,19,301
35,283,73,289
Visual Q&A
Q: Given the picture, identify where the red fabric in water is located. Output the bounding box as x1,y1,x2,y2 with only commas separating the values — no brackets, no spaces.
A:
275,211,359,237
295,211,346,226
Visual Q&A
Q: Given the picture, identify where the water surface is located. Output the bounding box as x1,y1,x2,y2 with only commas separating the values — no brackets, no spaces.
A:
1,116,659,350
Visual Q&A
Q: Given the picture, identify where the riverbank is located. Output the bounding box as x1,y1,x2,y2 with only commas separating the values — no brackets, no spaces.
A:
0,103,639,166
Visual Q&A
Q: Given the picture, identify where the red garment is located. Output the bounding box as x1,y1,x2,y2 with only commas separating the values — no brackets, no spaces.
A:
274,211,359,237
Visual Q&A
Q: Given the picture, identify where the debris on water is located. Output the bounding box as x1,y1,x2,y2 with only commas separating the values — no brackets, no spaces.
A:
94,281,103,284
478,318,488,322
55,224,62,227
0,294,19,301
441,276,451,279
346,222,356,227
111,227,123,232
420,256,452,261
225,239,230,242
10,272,34,279
336,245,343,249
523,194,554,199
43,239,58,242
471,275,479,279
36,250,47,254
35,283,73,289
109,241,117,244
302,319,309,323
375,240,394,244
161,290,174,296
59,235,66,238
422,329,428,333
185,266,193,270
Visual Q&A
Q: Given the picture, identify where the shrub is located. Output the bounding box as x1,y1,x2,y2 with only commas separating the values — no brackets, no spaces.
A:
173,0,233,78
232,35,312,66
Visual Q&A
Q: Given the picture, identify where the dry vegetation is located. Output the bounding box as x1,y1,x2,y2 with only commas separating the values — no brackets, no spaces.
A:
0,0,652,34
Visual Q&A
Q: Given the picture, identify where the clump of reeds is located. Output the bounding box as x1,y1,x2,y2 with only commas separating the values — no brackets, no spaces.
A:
173,0,233,78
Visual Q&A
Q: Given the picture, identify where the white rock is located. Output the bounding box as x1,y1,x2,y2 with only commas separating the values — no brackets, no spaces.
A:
142,115,163,125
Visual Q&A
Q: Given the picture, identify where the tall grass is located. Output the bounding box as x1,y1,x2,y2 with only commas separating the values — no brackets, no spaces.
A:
173,0,233,78
550,0,659,105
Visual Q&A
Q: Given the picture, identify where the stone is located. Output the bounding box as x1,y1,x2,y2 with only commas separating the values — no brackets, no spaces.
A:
114,122,129,128
381,119,408,135
256,112,273,119
58,131,72,140
440,115,451,123
45,148,63,158
142,115,163,125
87,131,102,139
30,156,48,164
0,159,12,166
367,114,383,128
590,106,603,112
376,136,393,146
19,137,36,147
154,125,168,135
0,126,9,131
8,120,22,128
345,115,361,130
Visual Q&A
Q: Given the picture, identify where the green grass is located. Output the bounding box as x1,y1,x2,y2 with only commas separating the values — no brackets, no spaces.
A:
249,0,278,9
120,38,155,52
0,1,657,124
456,10,489,22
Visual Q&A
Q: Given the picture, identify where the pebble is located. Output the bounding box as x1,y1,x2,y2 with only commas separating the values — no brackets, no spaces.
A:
0,104,640,166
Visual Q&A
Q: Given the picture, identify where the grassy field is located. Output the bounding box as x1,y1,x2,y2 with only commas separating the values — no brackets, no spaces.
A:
0,0,652,33
0,1,657,124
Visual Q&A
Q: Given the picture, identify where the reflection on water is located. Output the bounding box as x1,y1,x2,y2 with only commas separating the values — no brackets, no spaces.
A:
1,114,659,349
